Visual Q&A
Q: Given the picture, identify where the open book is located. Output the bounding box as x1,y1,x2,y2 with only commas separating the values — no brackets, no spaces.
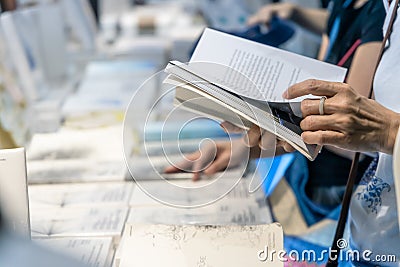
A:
164,28,347,160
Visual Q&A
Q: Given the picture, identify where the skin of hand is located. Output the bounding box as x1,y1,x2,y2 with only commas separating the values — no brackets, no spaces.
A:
283,79,400,154
318,40,382,160
247,2,296,26
247,3,328,35
164,138,250,181
221,121,295,154
242,124,295,153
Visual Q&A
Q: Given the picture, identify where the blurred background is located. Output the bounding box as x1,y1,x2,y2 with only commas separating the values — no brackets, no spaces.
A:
0,0,328,266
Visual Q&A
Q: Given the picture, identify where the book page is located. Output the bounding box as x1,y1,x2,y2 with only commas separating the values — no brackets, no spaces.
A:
165,64,320,160
191,28,347,101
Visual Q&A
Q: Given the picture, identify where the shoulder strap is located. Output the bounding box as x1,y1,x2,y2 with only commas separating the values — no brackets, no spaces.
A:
337,38,361,67
326,1,399,266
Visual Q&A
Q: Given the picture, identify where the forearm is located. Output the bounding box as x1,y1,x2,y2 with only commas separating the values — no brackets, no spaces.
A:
317,34,329,61
291,6,329,35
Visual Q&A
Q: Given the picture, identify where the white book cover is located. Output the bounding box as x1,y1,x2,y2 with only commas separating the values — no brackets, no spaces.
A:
128,154,245,181
29,182,134,209
129,178,265,207
129,169,254,207
31,207,128,240
118,224,283,267
127,202,272,226
34,237,114,267
0,148,30,238
27,126,124,162
27,159,127,184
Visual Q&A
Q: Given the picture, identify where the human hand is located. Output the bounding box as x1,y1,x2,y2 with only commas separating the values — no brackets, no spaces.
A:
247,3,296,26
284,79,400,154
243,124,296,152
164,138,249,181
220,121,295,153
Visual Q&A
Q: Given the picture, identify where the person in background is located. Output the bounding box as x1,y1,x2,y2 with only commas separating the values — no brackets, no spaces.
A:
216,1,400,264
166,0,385,224
263,50,400,265
247,0,385,210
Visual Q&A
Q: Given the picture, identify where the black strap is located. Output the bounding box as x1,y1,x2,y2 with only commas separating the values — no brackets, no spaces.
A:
326,1,399,266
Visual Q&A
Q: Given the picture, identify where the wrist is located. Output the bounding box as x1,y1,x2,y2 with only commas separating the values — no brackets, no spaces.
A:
384,113,400,154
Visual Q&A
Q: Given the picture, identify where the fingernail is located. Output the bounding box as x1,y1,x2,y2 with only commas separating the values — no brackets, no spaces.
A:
282,90,288,99
193,172,200,181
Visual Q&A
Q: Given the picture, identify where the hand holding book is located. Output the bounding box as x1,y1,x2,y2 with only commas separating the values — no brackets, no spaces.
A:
164,28,347,161
220,122,296,153
283,79,400,155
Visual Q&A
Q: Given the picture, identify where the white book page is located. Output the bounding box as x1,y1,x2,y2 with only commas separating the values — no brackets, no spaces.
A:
166,64,320,160
191,28,347,101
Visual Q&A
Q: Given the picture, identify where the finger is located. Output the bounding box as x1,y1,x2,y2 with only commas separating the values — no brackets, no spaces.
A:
220,121,245,134
163,151,200,174
283,79,345,100
164,165,180,173
247,15,260,26
281,141,296,153
247,8,274,26
191,158,204,181
203,154,230,175
191,147,216,181
300,114,345,132
192,171,201,181
301,130,346,146
243,124,263,147
277,140,296,152
301,97,349,117
258,130,276,150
